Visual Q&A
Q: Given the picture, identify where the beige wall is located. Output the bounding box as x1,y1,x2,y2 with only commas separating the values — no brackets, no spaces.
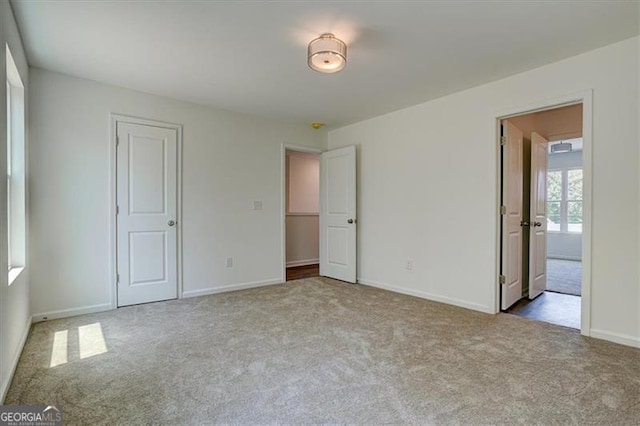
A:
286,216,319,267
287,151,319,214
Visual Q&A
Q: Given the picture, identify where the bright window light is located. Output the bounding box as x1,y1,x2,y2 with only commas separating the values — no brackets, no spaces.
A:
50,330,69,368
6,44,25,284
78,323,108,359
547,168,582,233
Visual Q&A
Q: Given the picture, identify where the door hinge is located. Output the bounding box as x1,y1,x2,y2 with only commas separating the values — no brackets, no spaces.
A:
499,275,506,285
116,134,120,146
500,205,506,215
116,273,120,283
500,136,506,146
116,205,119,215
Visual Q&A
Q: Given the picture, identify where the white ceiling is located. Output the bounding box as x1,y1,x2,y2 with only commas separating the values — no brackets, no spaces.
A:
11,1,639,128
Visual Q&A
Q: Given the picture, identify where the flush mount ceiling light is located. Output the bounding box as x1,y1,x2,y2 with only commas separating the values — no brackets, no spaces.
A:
550,141,573,153
308,33,347,74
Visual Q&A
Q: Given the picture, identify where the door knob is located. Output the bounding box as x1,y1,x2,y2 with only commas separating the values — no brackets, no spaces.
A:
520,220,530,227
533,221,542,227
347,218,354,224
168,220,176,227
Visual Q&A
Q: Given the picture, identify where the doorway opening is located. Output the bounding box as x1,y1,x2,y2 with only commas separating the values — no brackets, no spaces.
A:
284,149,320,281
499,103,584,329
281,144,357,284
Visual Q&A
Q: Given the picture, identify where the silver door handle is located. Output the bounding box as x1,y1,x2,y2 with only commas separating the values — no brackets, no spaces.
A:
533,221,542,227
168,220,176,227
520,220,530,227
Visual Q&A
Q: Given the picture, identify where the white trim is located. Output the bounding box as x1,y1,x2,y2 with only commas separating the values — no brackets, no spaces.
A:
589,329,640,348
547,231,583,235
547,255,582,262
637,33,640,358
182,279,283,299
5,46,23,88
580,92,593,337
0,318,30,403
109,114,183,307
286,259,319,268
31,303,113,323
494,90,588,120
358,278,494,314
7,266,24,286
494,89,593,338
280,143,323,283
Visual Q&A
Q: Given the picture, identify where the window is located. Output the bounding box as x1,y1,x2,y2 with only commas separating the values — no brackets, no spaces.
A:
6,45,25,284
567,169,583,232
6,81,10,268
546,168,582,233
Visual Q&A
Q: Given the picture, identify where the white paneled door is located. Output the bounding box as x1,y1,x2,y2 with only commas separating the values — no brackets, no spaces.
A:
320,146,357,283
501,121,524,310
529,132,548,299
117,122,178,307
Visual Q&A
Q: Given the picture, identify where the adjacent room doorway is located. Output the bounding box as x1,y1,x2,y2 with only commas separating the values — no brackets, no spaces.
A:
498,100,588,331
284,148,321,281
281,144,358,284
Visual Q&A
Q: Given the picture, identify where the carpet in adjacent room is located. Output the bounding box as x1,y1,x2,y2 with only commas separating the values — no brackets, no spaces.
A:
546,258,582,296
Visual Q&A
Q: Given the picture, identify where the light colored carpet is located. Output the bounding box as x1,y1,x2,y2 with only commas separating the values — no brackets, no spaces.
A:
5,277,640,424
547,259,582,296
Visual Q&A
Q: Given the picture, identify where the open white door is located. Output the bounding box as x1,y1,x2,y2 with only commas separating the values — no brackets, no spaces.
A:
320,146,356,283
117,122,178,306
529,132,548,299
501,121,524,310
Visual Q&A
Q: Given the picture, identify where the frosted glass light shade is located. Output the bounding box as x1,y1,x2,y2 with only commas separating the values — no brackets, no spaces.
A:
308,33,347,74
551,142,572,153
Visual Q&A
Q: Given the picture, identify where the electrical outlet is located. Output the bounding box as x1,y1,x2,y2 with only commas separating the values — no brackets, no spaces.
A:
225,257,233,268
405,259,413,271
253,201,262,211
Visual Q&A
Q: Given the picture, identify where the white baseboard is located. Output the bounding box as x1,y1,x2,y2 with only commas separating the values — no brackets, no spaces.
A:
590,328,640,348
286,259,319,268
182,278,284,298
32,303,114,323
357,277,494,314
1,319,31,403
548,256,582,261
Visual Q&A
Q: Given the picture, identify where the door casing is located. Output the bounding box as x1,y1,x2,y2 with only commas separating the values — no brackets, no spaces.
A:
494,90,592,337
109,114,183,309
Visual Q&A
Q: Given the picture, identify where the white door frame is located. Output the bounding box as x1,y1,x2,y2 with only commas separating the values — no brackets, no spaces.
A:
494,90,593,337
109,114,183,309
280,143,323,282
